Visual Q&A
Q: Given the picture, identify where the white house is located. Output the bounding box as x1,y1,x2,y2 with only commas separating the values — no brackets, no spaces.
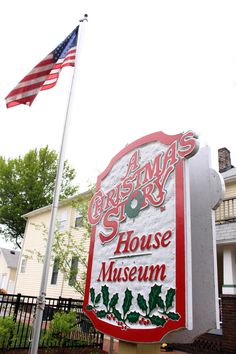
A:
0,247,20,293
14,194,90,299
215,148,236,296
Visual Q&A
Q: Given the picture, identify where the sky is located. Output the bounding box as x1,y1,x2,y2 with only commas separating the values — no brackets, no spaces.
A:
1,0,236,248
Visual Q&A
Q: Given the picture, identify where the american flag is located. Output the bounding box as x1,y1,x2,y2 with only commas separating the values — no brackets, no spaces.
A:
5,26,79,108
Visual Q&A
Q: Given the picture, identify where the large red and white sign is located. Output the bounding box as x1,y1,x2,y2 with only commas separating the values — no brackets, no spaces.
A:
83,131,199,342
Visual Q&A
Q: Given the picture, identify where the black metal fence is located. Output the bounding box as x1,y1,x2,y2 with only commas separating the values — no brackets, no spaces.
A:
0,293,103,350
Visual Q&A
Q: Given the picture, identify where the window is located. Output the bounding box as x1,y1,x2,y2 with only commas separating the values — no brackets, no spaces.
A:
75,210,82,228
51,257,60,285
20,259,27,273
58,210,68,232
0,274,7,288
69,256,79,287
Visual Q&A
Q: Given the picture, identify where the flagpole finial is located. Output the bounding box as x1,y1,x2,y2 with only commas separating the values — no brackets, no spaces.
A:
80,14,88,22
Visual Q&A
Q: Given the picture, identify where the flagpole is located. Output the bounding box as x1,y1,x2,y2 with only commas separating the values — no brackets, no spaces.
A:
29,14,88,354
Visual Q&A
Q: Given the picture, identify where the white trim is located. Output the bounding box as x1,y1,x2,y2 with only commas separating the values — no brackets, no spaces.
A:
184,159,193,330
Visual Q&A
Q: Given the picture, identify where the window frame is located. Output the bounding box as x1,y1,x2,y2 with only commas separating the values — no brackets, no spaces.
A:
51,257,60,285
58,210,68,232
75,210,82,228
20,258,27,273
68,256,79,287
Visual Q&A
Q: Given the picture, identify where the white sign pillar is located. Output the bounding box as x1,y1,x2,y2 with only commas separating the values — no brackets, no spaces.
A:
165,146,224,343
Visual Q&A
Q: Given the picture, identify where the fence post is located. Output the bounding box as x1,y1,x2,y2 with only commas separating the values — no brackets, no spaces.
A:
68,298,72,312
13,293,21,321
57,296,61,310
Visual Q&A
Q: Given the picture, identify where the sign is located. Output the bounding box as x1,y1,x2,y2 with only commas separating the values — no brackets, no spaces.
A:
83,131,199,342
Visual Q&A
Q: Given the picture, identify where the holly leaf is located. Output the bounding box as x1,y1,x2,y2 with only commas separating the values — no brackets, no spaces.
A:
101,285,109,307
149,315,166,327
90,288,95,303
113,308,122,321
109,293,119,308
166,312,180,321
137,294,148,313
95,293,101,304
96,310,107,318
122,289,133,316
127,311,140,324
148,284,162,312
165,288,175,310
86,305,93,311
156,295,165,310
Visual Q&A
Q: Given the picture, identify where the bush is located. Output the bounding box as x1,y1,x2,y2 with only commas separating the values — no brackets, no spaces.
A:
43,311,79,347
0,316,16,349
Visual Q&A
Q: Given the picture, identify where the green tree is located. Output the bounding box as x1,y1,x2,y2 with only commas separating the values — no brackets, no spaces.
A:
0,146,78,248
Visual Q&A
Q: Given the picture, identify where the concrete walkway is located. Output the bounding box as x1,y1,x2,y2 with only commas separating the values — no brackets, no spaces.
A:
103,337,188,353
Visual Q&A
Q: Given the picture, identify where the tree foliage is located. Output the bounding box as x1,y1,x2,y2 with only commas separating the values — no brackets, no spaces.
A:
0,146,78,248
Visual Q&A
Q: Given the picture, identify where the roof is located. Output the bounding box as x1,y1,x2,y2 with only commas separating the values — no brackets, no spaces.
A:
0,247,20,268
22,191,91,219
221,167,236,182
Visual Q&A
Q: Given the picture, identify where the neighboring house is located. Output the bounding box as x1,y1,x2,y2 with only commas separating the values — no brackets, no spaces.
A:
0,247,20,293
215,147,236,296
14,194,90,299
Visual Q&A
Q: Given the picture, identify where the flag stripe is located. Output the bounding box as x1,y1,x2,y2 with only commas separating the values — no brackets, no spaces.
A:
6,81,45,96
13,75,50,89
5,26,79,108
7,73,52,94
5,88,42,104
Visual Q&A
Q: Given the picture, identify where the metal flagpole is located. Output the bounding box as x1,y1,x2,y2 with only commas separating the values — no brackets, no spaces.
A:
29,14,88,354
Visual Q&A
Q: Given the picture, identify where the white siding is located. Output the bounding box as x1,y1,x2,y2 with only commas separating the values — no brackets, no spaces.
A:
224,181,236,198
15,201,89,300
0,250,17,293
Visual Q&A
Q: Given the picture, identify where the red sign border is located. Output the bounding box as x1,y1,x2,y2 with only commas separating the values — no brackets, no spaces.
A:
83,131,186,342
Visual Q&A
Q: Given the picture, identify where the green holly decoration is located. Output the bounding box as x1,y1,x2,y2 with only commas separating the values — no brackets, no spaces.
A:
86,284,180,328
125,190,144,218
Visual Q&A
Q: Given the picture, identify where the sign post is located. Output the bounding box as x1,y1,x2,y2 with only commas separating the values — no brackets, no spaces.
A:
83,131,223,351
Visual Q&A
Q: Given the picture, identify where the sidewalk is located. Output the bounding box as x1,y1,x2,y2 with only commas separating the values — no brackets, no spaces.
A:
103,336,188,353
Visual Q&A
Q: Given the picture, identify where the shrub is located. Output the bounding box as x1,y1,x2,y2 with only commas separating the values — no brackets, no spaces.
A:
0,316,16,349
43,311,78,347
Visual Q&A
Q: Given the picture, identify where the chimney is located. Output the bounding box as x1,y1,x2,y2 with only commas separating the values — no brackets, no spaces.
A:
218,147,233,173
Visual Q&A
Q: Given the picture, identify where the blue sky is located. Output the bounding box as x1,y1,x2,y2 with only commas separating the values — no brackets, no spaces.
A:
1,0,236,248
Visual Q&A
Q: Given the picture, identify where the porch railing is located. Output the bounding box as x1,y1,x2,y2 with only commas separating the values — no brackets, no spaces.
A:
215,197,236,223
